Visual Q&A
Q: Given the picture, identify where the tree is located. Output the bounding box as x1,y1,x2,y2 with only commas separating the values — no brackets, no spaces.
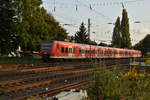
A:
74,22,89,44
112,17,121,48
0,0,68,56
120,9,131,48
13,0,68,52
99,42,108,47
90,41,97,45
134,34,150,55
0,0,17,55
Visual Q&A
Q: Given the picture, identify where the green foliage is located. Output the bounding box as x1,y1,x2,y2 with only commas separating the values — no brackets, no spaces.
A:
88,67,123,100
134,34,150,55
0,0,17,55
75,22,89,44
89,40,97,45
112,9,132,49
0,0,68,55
121,9,132,48
112,17,121,48
98,42,108,47
87,67,150,100
13,0,68,51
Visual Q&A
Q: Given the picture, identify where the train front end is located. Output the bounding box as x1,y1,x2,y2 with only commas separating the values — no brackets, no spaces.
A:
40,40,53,61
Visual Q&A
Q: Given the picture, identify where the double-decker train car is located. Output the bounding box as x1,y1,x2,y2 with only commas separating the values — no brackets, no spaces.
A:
40,40,141,61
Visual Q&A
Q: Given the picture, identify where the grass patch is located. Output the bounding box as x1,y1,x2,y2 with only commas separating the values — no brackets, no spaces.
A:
0,57,42,64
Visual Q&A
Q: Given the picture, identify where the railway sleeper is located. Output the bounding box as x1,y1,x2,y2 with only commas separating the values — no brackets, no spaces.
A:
0,69,92,87
0,73,92,94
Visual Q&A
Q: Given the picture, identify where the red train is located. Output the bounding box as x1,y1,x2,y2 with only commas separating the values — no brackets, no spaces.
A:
40,40,141,61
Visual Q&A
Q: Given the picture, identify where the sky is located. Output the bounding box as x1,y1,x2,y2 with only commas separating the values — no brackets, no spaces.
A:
43,0,150,45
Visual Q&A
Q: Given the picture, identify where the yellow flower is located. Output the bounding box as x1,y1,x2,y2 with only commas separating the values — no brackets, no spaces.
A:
122,68,145,79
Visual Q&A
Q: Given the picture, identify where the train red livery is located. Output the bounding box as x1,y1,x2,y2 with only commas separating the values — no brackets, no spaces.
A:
40,40,141,61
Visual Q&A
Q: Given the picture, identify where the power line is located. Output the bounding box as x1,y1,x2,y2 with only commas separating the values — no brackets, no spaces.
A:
49,0,146,8
77,1,113,21
53,13,79,25
48,0,147,21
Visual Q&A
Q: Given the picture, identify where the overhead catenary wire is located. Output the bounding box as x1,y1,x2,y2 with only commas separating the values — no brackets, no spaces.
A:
44,0,149,43
50,0,147,22
50,0,147,8
77,1,113,21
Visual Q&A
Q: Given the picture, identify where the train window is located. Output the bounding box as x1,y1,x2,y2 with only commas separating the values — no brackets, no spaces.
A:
109,51,111,54
105,50,108,55
79,49,81,53
80,50,82,53
87,50,89,54
92,50,95,53
86,50,88,54
114,51,117,54
73,48,75,53
89,50,91,54
70,48,72,53
69,48,72,53
101,50,103,54
119,52,121,54
108,51,110,54
65,48,68,53
125,51,128,55
99,50,103,54
103,50,105,54
61,47,64,53
97,50,99,54
41,40,52,52
108,50,110,54
95,50,98,54
81,49,85,53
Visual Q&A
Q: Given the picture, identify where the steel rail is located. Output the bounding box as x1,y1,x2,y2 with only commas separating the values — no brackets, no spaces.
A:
13,81,90,100
0,72,92,94
0,69,92,86
39,81,90,96
0,66,75,77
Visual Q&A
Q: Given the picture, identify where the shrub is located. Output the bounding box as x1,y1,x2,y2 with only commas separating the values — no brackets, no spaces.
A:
87,67,150,100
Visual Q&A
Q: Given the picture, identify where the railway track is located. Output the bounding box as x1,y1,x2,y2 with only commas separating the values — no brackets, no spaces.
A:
0,58,139,100
0,58,134,70
0,69,92,87
14,81,90,100
0,66,93,100
0,60,93,70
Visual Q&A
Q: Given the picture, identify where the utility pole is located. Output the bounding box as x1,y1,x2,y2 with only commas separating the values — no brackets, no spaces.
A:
88,18,92,61
121,2,125,9
53,0,56,12
88,18,91,43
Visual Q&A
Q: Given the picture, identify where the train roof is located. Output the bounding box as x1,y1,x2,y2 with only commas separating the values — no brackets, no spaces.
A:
43,40,140,52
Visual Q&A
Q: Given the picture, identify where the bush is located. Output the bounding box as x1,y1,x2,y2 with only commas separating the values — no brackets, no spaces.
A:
87,67,150,100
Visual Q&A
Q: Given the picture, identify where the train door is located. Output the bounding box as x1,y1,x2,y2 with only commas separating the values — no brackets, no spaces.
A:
68,46,73,58
95,49,98,58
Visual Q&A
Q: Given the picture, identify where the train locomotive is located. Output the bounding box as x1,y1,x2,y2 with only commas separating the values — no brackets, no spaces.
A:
40,40,141,61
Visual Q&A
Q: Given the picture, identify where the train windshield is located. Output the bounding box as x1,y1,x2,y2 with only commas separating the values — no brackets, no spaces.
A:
41,40,52,52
